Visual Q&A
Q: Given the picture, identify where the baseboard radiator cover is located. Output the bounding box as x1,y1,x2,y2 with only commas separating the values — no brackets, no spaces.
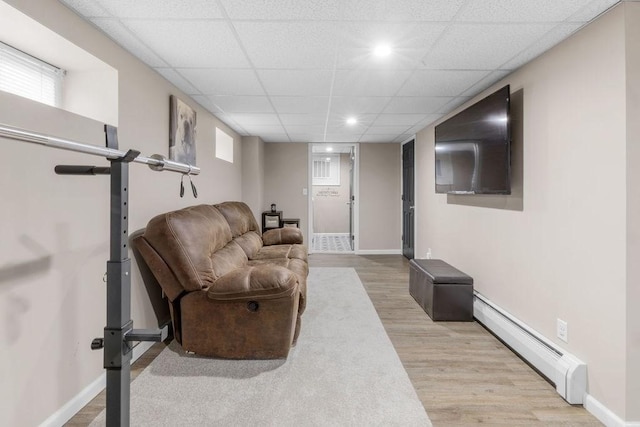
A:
473,292,587,405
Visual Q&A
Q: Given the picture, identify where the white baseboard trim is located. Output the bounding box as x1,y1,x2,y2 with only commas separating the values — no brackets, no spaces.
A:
584,394,640,427
39,341,155,427
355,249,402,255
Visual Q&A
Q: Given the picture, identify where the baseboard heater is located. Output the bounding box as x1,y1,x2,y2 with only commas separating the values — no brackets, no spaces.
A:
473,292,587,404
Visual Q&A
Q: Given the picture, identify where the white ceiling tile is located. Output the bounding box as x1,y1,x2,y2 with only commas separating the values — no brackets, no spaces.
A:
96,0,224,19
405,114,443,133
374,114,427,126
438,97,473,114
234,22,340,69
289,134,326,142
279,114,328,126
259,70,333,96
191,95,223,114
271,97,330,114
329,97,391,115
394,134,413,142
241,126,286,135
341,0,466,21
364,126,412,135
60,0,110,17
260,134,291,143
324,134,361,143
215,114,248,135
456,0,592,23
500,23,583,69
461,70,512,97
221,0,464,21
383,97,453,114
91,19,168,67
335,22,447,69
179,69,265,96
359,135,399,143
224,114,282,127
568,0,619,21
219,0,344,20
155,68,200,95
326,124,370,136
423,23,555,70
332,69,413,97
327,114,378,127
399,70,490,96
282,125,327,134
122,20,249,68
208,96,274,113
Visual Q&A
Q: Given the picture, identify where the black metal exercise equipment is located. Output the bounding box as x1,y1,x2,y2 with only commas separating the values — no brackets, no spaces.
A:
0,123,199,426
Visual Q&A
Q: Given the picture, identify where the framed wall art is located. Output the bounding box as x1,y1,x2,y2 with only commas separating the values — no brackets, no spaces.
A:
169,95,196,165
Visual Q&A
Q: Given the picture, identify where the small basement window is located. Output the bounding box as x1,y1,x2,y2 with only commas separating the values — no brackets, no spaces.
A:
0,41,64,108
313,154,340,185
216,127,234,163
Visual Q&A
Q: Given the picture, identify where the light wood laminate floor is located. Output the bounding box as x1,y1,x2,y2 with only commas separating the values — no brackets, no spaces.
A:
67,254,601,426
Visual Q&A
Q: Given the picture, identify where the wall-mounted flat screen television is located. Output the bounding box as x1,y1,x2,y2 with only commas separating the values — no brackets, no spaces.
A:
435,85,511,194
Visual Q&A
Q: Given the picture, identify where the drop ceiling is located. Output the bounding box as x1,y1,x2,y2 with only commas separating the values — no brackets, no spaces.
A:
59,0,621,144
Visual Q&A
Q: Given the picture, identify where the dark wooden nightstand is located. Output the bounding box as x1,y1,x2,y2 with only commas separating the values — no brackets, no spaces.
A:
262,211,282,233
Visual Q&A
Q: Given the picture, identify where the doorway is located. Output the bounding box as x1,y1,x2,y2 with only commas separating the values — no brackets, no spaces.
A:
402,139,415,259
308,143,358,253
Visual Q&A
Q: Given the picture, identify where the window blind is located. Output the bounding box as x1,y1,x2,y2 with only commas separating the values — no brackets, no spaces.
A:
0,41,64,107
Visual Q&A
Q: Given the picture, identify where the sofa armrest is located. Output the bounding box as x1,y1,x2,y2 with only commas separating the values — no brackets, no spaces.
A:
262,227,303,245
208,264,298,302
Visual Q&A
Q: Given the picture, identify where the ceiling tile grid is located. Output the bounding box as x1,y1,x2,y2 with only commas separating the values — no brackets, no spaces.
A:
58,0,623,144
120,20,249,68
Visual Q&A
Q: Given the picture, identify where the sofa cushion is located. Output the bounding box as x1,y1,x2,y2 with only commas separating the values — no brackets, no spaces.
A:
215,201,261,237
143,204,242,291
231,231,262,259
208,265,298,301
262,227,303,246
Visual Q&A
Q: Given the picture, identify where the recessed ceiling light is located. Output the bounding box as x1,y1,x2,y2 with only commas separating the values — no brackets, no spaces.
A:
326,147,333,152
373,44,392,57
346,117,357,125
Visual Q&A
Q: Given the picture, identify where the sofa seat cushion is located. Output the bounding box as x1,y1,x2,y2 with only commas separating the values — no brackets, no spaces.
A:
208,265,298,302
253,244,308,262
248,258,307,314
262,227,303,245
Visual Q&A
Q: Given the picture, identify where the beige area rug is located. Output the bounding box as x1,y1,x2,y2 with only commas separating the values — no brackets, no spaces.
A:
91,267,431,426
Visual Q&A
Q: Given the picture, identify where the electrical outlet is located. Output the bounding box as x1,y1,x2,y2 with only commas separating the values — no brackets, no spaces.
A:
557,318,568,343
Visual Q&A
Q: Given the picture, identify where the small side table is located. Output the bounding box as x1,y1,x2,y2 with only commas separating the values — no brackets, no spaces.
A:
262,211,282,233
281,218,300,228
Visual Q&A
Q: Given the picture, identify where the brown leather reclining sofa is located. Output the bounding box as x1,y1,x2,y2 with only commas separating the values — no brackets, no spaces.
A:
133,201,307,359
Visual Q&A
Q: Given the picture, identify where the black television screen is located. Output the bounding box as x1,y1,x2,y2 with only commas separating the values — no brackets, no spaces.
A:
435,85,511,194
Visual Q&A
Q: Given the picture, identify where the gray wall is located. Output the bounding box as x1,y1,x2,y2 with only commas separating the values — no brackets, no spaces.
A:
263,143,309,242
241,136,265,221
312,153,351,234
0,1,242,425
415,3,637,421
359,144,401,251
624,2,640,420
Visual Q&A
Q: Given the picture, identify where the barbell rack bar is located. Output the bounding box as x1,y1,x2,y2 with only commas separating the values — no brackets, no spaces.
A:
0,123,200,175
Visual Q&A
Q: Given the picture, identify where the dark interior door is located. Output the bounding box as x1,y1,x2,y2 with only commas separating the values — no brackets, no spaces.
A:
402,140,415,259
349,147,355,250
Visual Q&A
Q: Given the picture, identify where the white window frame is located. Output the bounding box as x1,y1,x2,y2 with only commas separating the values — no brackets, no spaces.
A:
0,41,64,107
215,127,234,163
312,154,340,186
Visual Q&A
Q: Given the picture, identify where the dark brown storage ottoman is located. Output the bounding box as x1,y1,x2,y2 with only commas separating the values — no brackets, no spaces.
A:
409,259,474,321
